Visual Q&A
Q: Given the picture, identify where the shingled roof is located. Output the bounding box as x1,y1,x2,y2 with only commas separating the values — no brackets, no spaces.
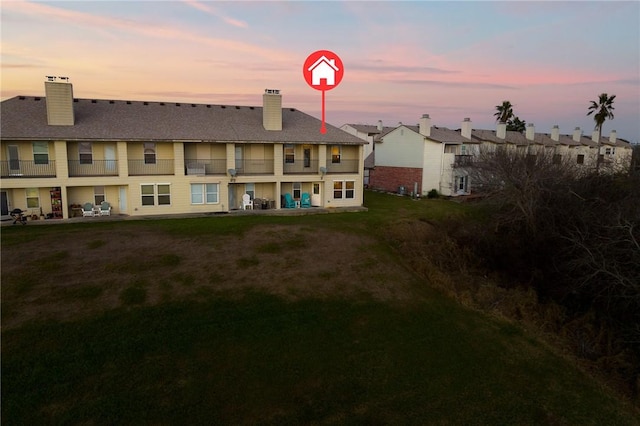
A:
0,96,365,145
401,125,476,144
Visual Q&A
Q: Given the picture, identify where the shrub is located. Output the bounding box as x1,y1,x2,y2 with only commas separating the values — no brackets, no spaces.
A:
427,189,439,199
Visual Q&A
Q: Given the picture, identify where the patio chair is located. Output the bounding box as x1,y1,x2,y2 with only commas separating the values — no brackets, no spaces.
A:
283,193,296,208
242,193,253,210
300,192,311,208
100,201,111,216
82,203,95,217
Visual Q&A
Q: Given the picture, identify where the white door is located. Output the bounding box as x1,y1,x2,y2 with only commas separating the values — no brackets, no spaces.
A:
105,145,116,172
311,182,322,207
119,186,127,214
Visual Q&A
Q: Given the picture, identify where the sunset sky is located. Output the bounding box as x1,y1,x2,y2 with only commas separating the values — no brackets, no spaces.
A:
2,1,639,142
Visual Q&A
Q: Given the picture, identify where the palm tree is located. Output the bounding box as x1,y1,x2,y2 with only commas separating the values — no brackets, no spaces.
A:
494,100,514,123
507,116,526,133
587,93,615,172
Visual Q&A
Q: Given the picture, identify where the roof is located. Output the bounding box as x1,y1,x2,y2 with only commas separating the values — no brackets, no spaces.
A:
394,125,476,144
0,96,365,145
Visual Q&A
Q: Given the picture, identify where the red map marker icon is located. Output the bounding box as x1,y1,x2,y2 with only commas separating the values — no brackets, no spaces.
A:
303,50,344,134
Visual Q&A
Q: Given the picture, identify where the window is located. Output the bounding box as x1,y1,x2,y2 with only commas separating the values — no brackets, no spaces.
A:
79,142,92,164
141,184,171,206
293,182,301,199
33,142,49,165
158,184,171,205
605,147,614,155
461,145,467,155
191,183,219,204
313,183,320,195
94,186,105,205
577,154,585,165
333,180,355,199
284,145,295,163
304,147,311,167
141,184,155,206
456,176,468,192
331,145,341,163
144,143,156,164
26,188,39,208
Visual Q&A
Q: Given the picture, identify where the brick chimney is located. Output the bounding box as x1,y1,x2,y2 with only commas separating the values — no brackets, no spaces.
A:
609,130,617,143
419,114,431,137
44,76,74,126
526,123,535,141
461,117,472,139
573,127,582,142
262,89,282,131
551,125,560,141
497,122,506,139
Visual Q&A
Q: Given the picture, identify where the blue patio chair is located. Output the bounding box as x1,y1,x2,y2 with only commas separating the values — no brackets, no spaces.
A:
284,193,296,208
300,192,311,208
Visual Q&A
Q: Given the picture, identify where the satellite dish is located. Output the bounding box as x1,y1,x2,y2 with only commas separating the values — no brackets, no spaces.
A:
319,167,327,174
228,168,237,177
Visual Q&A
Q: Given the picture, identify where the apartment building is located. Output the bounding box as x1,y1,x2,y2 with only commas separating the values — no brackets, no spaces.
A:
0,78,366,219
347,115,632,197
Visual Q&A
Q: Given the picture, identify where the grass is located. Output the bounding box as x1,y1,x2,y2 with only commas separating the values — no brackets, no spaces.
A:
1,191,638,424
2,294,636,424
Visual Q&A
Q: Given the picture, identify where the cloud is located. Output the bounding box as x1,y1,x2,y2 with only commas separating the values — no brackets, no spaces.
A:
2,1,289,61
391,79,516,90
181,0,248,28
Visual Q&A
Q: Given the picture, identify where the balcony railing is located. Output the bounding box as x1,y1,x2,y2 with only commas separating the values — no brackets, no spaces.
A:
1,160,57,178
185,159,227,175
454,155,474,167
68,160,119,177
283,159,319,174
325,159,359,174
235,159,274,175
128,159,175,176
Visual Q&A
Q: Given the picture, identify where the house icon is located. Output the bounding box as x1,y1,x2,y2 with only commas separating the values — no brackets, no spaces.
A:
307,55,339,86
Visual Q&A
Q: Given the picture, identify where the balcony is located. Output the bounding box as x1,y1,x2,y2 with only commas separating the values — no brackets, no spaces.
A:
185,159,227,175
235,159,274,175
1,160,57,178
68,160,119,177
325,159,359,174
283,159,319,174
128,159,175,176
454,155,474,167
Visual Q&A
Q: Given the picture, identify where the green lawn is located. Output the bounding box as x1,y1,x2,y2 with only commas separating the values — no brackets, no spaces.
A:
2,191,638,424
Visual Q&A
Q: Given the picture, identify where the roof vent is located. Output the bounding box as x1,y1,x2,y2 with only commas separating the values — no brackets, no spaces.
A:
236,106,240,109
91,100,97,103
191,104,196,107
289,108,295,112
249,106,255,110
176,103,181,106
160,102,165,106
206,105,211,108
221,105,226,109
126,101,132,105
109,100,115,104
144,102,149,105
19,96,25,100
73,99,78,102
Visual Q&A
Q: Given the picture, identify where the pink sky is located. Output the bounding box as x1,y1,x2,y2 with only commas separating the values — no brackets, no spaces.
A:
2,1,638,142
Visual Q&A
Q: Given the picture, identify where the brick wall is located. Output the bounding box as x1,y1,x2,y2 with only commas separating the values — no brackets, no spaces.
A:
369,166,423,194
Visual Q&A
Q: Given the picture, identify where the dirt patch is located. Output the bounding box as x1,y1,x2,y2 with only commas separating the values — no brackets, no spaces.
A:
1,224,421,329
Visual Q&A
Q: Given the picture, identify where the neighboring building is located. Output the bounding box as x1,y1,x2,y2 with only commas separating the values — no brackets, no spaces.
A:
352,115,632,197
0,78,366,219
340,121,394,187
